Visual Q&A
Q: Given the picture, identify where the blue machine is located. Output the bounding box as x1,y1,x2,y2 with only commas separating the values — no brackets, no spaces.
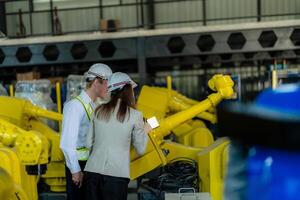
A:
217,84,300,200
248,84,300,200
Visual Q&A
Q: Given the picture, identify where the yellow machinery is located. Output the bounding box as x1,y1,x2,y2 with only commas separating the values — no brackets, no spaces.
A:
0,97,64,200
0,74,233,200
132,74,234,200
137,75,227,148
0,167,29,200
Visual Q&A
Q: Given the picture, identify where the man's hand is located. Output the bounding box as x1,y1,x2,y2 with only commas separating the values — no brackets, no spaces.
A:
72,171,84,188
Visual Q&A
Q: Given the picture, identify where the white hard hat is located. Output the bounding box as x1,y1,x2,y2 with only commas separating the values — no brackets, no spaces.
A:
108,72,137,92
86,63,112,80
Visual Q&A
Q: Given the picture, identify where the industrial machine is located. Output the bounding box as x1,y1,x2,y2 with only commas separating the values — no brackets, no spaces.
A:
137,75,219,149
217,84,300,200
0,97,64,200
0,74,234,200
133,74,234,200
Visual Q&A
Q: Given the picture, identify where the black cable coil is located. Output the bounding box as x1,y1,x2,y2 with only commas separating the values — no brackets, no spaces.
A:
139,158,198,200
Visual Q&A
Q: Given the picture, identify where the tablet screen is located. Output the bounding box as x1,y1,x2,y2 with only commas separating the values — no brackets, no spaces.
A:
147,116,159,129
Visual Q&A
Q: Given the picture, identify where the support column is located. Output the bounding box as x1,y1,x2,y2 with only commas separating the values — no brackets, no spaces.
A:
99,0,103,19
50,0,54,34
140,0,145,28
29,0,34,35
257,0,261,22
202,0,207,26
146,0,155,29
0,1,7,36
137,37,147,85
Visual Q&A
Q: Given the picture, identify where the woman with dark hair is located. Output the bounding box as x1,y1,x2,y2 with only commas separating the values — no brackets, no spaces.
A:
84,72,152,200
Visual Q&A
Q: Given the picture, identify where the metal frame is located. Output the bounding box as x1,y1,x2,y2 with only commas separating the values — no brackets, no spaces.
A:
0,39,137,67
1,20,300,89
1,20,300,67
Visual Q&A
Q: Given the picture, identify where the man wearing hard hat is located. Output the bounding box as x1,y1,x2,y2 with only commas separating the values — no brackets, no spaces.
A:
60,63,112,200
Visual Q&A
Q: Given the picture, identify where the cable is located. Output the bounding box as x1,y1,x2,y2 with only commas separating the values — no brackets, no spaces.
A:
138,158,199,200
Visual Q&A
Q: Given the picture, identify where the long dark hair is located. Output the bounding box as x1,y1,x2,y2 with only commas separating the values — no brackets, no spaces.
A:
95,84,136,122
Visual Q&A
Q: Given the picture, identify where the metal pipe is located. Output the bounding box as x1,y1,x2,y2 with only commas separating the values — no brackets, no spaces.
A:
9,85,14,97
56,82,62,132
272,70,277,89
166,75,172,98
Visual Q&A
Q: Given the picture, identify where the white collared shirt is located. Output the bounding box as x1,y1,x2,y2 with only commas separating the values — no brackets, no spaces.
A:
60,90,95,173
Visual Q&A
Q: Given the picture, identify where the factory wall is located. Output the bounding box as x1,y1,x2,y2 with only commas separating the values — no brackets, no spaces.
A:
5,0,300,37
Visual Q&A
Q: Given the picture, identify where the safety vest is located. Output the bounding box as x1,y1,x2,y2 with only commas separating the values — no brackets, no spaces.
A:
74,95,94,161
75,95,94,121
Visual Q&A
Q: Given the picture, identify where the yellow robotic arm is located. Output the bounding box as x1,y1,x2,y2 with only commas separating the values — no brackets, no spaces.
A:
131,74,234,179
0,96,65,198
0,118,49,165
138,74,233,125
0,96,62,128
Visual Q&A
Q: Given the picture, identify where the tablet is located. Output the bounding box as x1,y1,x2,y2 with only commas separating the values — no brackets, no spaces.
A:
147,116,160,129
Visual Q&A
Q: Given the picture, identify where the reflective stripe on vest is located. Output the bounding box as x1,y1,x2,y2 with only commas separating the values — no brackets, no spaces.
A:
75,96,94,121
75,95,94,160
76,147,89,161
